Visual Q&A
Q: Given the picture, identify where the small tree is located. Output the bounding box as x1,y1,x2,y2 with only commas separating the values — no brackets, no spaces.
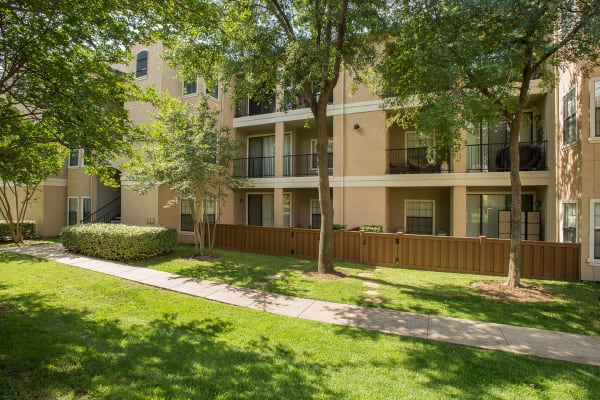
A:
126,96,244,256
0,121,64,242
380,0,600,287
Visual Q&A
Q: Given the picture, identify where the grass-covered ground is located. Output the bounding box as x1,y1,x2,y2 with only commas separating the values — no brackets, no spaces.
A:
135,245,600,336
1,251,599,399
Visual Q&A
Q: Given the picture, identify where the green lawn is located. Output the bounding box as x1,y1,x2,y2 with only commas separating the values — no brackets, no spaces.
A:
135,245,600,336
1,251,599,399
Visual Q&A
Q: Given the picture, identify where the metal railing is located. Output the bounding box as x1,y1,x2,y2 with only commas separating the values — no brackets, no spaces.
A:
386,147,453,174
81,196,121,224
233,156,275,178
235,96,276,117
283,153,333,176
466,141,547,172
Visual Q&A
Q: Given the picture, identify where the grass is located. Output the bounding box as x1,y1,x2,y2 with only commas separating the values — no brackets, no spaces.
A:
134,245,600,336
0,251,599,399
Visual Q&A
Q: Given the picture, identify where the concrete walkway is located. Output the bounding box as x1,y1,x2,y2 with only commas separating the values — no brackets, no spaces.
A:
5,243,600,367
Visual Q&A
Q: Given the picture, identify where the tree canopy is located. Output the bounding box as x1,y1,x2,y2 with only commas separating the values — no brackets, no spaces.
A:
380,0,600,287
160,0,390,273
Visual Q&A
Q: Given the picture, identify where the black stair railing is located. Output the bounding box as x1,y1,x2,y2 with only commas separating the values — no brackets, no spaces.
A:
81,196,121,224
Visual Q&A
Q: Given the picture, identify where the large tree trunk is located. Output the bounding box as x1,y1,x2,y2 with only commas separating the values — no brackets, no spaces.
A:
506,113,522,288
315,100,334,274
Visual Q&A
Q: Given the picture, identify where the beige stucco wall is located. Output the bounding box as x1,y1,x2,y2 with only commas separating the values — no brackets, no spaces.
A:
121,185,158,227
41,185,68,236
336,111,387,176
337,187,387,231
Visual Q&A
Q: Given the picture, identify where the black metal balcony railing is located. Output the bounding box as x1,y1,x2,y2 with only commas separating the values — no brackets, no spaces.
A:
235,96,276,117
386,147,453,174
282,91,334,111
81,196,121,224
466,141,547,172
233,156,275,178
283,153,333,177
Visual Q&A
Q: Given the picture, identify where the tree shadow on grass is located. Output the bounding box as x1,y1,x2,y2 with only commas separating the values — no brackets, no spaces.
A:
0,288,343,399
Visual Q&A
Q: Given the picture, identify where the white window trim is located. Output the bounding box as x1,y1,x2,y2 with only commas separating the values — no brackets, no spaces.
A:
80,196,91,224
205,81,219,100
588,199,600,265
68,149,80,168
404,199,435,235
182,78,199,98
135,49,149,80
589,78,600,141
562,87,577,147
67,197,79,225
179,198,194,234
310,198,320,229
561,200,578,243
283,192,292,228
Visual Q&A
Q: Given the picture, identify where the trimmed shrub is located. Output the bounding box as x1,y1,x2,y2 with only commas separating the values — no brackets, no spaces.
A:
60,223,177,261
0,220,36,240
360,225,383,233
332,224,347,230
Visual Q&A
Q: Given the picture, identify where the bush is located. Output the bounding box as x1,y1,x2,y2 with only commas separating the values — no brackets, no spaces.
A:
0,220,36,240
332,224,346,230
60,223,177,261
360,225,383,233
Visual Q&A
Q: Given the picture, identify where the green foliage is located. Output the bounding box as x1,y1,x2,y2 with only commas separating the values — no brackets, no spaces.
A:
332,224,347,230
360,225,383,233
60,223,177,261
0,220,36,240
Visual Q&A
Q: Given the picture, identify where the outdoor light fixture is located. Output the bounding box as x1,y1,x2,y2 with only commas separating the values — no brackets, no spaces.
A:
353,123,360,130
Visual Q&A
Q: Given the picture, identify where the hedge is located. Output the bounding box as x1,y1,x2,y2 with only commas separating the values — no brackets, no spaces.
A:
360,225,383,233
60,223,177,261
0,220,36,240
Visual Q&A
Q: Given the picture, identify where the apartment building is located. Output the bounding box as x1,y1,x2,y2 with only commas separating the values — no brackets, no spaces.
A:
22,43,600,281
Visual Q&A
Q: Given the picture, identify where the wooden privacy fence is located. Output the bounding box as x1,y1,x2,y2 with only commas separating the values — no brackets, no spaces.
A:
207,224,581,281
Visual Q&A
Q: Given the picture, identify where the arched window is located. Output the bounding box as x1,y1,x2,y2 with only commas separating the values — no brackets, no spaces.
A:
136,50,148,78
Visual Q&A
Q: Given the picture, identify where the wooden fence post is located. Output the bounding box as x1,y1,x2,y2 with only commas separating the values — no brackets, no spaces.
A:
396,232,402,266
479,235,487,273
359,230,365,265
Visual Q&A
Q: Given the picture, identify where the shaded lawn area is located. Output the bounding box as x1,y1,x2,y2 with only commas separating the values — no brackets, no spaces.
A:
135,245,600,336
0,252,599,400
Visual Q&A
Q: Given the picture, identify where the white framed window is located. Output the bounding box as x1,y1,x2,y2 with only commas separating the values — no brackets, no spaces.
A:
405,200,435,235
68,149,79,167
67,197,79,226
310,199,321,229
206,81,219,99
80,197,91,224
591,79,600,138
203,199,217,223
589,199,600,261
562,201,577,243
135,50,148,78
310,138,333,171
180,198,194,232
183,78,198,97
283,193,292,228
563,88,576,145
81,148,88,166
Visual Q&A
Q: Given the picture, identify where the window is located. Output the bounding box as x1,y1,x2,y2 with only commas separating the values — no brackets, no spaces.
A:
310,138,333,170
466,194,534,238
590,200,600,260
204,199,216,223
81,148,88,166
180,198,194,232
283,193,291,228
562,202,577,243
135,50,148,78
248,194,274,227
563,88,576,145
68,197,78,225
206,82,219,99
183,79,198,96
310,199,321,229
69,149,79,167
81,197,91,224
405,200,434,235
592,80,600,137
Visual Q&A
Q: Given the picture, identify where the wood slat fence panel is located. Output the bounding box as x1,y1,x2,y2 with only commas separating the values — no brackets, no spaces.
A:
203,225,580,281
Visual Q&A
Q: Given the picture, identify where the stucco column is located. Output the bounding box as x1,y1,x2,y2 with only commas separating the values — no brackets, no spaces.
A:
452,186,467,237
273,188,284,227
274,121,285,178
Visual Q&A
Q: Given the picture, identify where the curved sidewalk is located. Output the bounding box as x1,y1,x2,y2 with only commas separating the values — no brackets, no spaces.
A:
6,243,600,367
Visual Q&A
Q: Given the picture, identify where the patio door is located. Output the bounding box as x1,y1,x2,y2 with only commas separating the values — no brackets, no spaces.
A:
248,136,274,177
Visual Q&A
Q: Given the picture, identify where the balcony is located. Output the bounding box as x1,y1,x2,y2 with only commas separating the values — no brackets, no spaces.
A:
233,156,275,178
386,147,453,174
283,153,333,177
282,91,334,111
235,95,276,117
466,141,547,172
